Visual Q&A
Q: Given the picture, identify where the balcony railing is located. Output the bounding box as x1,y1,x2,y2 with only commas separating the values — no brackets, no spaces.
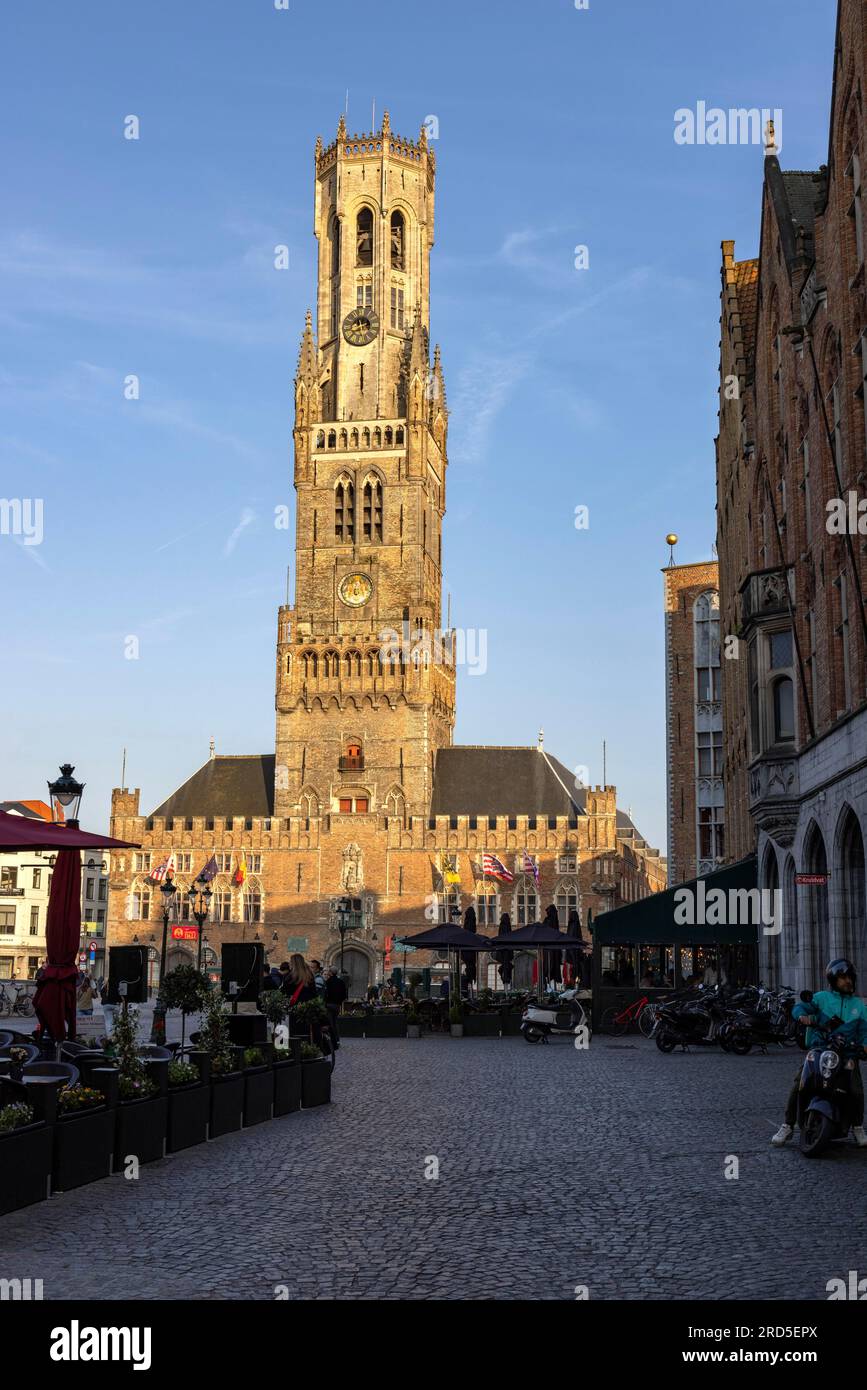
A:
338,756,365,772
0,887,24,897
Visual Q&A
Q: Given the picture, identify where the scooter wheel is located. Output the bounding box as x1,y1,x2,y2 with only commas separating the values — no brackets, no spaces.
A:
521,1025,546,1044
655,1030,677,1054
799,1110,833,1157
728,1033,752,1056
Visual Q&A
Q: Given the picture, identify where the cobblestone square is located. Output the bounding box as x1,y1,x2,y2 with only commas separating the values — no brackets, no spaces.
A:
2,1036,865,1301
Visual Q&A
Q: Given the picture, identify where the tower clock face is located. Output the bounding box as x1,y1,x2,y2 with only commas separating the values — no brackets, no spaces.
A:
338,572,373,607
342,307,380,346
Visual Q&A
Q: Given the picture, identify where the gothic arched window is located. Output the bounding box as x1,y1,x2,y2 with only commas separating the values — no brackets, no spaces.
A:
330,215,340,277
390,210,405,270
363,476,383,541
335,477,355,541
356,208,373,267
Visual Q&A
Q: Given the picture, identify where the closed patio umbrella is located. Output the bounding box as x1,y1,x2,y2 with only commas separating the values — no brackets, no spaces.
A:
493,912,513,987
461,907,478,989
564,908,585,986
543,905,563,985
0,813,139,1045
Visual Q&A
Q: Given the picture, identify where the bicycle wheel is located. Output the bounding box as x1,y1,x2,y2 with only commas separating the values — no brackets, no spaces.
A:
601,1006,629,1037
15,994,35,1018
638,1004,657,1038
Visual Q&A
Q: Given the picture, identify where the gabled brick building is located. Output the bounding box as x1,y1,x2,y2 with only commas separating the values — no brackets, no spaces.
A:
107,114,665,996
716,0,867,988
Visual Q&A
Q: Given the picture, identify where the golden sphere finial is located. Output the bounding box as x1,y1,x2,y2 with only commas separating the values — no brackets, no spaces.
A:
666,533,678,547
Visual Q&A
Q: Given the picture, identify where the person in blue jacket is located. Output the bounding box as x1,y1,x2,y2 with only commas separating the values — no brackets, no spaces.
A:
772,957,867,1147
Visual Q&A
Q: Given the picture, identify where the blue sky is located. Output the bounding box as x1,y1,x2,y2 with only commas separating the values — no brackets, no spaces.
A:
0,0,836,850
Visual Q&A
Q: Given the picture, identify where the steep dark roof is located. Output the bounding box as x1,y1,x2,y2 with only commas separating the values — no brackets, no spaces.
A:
430,747,586,819
150,756,275,819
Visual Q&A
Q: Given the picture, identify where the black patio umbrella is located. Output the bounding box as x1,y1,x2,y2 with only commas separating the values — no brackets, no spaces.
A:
493,912,514,987
395,923,490,1004
542,905,562,984
461,907,478,987
485,920,583,1002
564,908,585,986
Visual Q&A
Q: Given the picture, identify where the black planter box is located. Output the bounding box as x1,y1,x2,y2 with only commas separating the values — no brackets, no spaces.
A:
463,1014,501,1037
227,1014,268,1046
243,1065,273,1127
209,1072,244,1138
337,1016,365,1037
52,1105,114,1192
167,1083,210,1152
365,1013,407,1038
499,1013,522,1036
301,1060,332,1108
114,1093,167,1169
273,1061,301,1116
0,1120,52,1214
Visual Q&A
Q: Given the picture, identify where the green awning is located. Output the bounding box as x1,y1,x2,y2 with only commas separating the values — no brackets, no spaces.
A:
593,856,759,946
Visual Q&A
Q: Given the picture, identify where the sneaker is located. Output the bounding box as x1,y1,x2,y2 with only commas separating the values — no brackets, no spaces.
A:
771,1124,793,1146
852,1126,867,1148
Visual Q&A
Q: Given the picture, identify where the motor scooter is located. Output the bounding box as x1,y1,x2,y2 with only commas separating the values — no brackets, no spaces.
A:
796,990,865,1157
520,988,591,1044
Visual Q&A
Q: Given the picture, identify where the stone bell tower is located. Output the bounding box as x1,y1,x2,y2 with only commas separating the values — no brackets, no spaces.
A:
274,112,455,822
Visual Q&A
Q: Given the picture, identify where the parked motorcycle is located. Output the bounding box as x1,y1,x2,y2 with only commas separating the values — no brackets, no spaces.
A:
654,984,729,1052
521,988,591,1044
796,990,866,1157
718,986,799,1055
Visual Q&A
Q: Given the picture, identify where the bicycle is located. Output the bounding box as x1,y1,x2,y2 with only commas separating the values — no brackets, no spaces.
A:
0,981,36,1018
601,995,657,1038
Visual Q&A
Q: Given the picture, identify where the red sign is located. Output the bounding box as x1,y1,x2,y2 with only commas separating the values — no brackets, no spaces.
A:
795,873,829,886
171,925,199,942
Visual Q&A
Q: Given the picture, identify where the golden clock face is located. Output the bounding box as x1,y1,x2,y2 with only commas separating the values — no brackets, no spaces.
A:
342,307,380,346
338,572,373,607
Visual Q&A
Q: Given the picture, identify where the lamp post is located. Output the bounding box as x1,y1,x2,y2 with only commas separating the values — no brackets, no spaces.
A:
47,764,84,828
150,874,178,1044
188,873,213,971
335,896,351,975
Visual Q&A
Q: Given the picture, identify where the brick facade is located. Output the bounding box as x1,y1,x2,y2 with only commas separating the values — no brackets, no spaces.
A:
716,0,867,987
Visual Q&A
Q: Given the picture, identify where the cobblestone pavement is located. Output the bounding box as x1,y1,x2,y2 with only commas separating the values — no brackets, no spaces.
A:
2,1035,866,1301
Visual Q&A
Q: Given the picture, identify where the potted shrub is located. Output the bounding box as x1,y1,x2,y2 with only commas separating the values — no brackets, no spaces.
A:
165,1058,209,1154
110,1004,167,1169
272,1042,302,1117
200,988,243,1138
0,1101,51,1214
259,988,290,1040
463,995,501,1037
337,1005,366,1038
449,1002,464,1038
406,1003,422,1039
300,1042,331,1108
242,1045,273,1127
288,995,329,1040
160,964,212,1054
52,1084,114,1192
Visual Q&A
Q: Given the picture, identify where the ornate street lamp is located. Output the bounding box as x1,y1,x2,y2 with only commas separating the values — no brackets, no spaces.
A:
48,764,84,827
188,873,213,971
335,896,351,975
150,873,178,1044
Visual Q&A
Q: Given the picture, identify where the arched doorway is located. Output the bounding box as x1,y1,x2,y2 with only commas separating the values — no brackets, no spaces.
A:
341,948,370,1000
802,821,829,980
836,806,866,961
166,946,194,974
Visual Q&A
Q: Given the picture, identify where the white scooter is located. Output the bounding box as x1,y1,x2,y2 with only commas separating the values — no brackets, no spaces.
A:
521,987,591,1044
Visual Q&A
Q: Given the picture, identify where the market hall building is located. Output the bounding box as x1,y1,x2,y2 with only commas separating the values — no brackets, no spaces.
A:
106,114,665,996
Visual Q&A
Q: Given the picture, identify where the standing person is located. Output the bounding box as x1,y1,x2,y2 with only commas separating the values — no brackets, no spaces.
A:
772,958,867,1147
282,954,317,1006
310,959,325,993
324,967,347,1048
77,972,95,1016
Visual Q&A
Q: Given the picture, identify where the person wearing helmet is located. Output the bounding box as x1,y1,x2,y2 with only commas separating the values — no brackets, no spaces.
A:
772,958,867,1147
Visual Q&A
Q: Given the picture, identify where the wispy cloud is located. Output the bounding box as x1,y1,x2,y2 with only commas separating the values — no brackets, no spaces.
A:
449,352,530,466
224,507,256,556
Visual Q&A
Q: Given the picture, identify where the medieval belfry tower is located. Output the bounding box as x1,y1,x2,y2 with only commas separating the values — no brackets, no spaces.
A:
274,112,455,822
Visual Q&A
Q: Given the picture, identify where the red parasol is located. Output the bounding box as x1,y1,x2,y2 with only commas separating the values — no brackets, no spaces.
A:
0,812,140,1042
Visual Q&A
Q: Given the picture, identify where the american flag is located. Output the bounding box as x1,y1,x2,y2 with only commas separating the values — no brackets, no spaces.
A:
482,853,514,883
148,853,175,884
522,851,540,886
